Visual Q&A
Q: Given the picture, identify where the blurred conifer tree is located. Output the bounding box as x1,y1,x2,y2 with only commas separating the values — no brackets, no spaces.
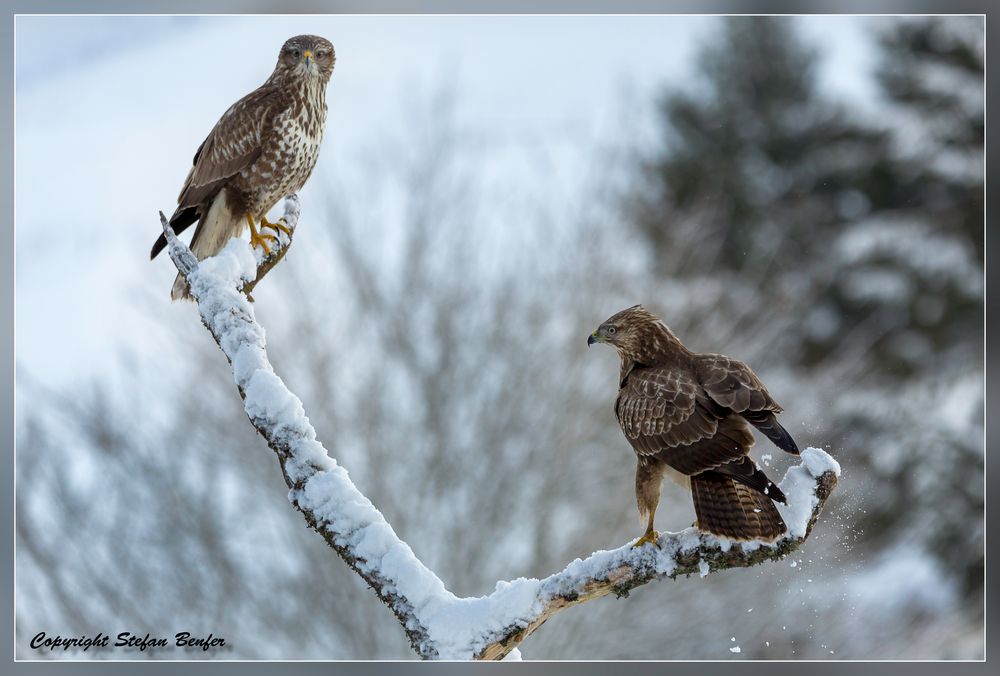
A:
628,16,983,599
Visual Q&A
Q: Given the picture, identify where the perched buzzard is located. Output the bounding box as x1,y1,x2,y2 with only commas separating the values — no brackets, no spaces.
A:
588,305,800,544
150,35,336,300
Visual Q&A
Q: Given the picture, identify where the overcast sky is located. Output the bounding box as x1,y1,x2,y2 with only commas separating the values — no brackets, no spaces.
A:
14,15,889,389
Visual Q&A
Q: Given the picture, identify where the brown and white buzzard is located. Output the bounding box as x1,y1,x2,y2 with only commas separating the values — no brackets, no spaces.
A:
588,305,800,545
150,35,335,299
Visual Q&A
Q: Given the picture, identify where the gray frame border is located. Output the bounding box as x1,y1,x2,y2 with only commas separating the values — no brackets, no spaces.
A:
2,1,992,673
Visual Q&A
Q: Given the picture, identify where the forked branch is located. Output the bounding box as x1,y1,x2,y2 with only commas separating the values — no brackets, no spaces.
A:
159,197,840,660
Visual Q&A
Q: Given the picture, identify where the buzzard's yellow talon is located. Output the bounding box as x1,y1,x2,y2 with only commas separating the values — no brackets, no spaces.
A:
251,231,277,256
262,216,292,237
632,529,660,549
246,213,278,255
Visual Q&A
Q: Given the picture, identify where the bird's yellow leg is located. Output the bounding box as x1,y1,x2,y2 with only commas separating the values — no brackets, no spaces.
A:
260,214,292,236
246,213,277,255
632,513,660,548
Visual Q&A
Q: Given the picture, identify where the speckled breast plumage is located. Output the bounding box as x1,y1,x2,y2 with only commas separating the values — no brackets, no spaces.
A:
237,78,327,218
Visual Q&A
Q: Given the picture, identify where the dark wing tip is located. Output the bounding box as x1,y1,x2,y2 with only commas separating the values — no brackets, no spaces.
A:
150,234,166,260
153,207,200,260
772,423,800,455
713,455,786,504
743,410,800,455
766,481,788,504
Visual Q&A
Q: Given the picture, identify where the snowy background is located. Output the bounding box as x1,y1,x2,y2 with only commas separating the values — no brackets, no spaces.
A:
14,15,983,659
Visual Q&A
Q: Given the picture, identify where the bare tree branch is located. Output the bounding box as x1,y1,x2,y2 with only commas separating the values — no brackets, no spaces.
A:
159,198,841,660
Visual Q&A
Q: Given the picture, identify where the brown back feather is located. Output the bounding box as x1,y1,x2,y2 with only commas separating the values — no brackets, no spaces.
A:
176,84,290,210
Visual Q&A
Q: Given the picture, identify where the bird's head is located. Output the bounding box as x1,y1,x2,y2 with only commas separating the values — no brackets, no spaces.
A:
277,35,336,82
588,304,681,363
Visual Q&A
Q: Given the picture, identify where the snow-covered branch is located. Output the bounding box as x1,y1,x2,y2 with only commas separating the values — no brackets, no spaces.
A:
159,197,841,660
473,454,838,659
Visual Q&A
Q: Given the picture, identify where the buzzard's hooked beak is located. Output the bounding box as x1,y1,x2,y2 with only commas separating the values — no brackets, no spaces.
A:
303,50,313,66
588,332,599,347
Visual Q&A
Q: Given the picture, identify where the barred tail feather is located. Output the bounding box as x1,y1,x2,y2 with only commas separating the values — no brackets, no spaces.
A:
691,471,786,541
